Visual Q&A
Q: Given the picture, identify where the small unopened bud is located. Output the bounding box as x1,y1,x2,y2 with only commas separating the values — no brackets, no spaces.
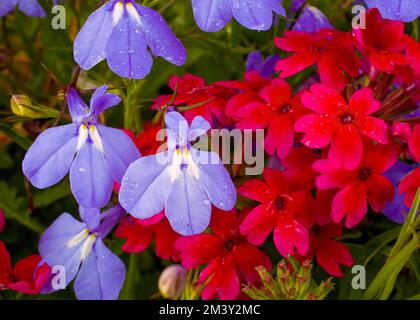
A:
158,265,187,299
10,95,59,119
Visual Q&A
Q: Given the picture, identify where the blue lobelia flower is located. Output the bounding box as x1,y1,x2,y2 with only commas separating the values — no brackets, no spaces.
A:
22,85,140,208
119,111,237,236
191,0,286,32
246,51,280,78
383,161,420,223
365,0,420,22
292,5,332,33
39,205,126,300
0,0,46,17
73,0,186,79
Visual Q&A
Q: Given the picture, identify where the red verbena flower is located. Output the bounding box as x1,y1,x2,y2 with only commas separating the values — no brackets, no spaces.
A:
153,74,234,126
275,29,360,91
115,212,180,261
314,141,400,228
238,168,315,257
175,208,272,300
124,122,162,156
296,223,353,277
0,241,50,295
233,79,308,158
295,84,388,170
353,8,409,73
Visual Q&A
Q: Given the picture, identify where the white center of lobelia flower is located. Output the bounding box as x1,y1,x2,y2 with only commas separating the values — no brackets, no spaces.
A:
169,148,200,183
76,124,104,153
67,228,97,261
112,1,143,26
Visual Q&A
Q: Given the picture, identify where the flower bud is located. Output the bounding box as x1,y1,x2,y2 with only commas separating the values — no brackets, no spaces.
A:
158,265,187,299
11,95,59,119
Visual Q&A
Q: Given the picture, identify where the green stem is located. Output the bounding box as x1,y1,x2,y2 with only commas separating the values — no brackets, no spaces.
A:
120,253,140,300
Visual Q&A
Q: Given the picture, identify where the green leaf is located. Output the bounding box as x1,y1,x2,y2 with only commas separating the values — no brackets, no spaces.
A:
11,95,59,119
0,121,32,150
33,180,71,208
363,226,402,266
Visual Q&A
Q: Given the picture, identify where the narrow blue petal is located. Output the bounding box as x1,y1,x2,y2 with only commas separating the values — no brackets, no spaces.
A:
260,54,281,78
70,142,113,208
191,0,233,32
74,5,114,70
79,207,101,230
39,213,85,288
119,153,171,219
90,85,121,116
165,169,212,235
22,124,78,189
97,124,141,182
74,239,125,300
18,0,46,17
192,150,237,211
136,5,186,66
0,0,17,17
165,111,189,145
66,87,89,124
366,0,420,22
189,116,211,141
106,11,153,79
246,51,264,72
95,205,126,238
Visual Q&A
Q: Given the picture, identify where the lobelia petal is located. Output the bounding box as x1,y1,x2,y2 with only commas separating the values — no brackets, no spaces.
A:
70,142,113,208
165,111,190,145
97,125,140,182
90,85,122,117
366,0,420,22
231,0,279,31
188,116,211,141
191,0,233,32
136,4,186,66
293,5,332,33
79,207,101,231
191,150,237,211
119,152,172,219
74,5,114,70
66,87,89,124
0,0,17,17
39,213,86,288
165,169,212,236
18,0,45,17
22,124,78,189
106,10,153,79
74,239,125,300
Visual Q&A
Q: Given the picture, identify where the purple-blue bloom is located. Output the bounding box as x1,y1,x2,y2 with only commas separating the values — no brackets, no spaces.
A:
365,0,420,22
0,0,46,17
22,85,140,208
384,161,419,223
246,51,280,78
292,5,332,33
39,205,126,300
191,0,286,32
119,112,236,236
74,0,186,79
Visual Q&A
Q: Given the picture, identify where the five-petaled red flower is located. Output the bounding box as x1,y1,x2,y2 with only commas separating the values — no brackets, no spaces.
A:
353,8,409,73
295,223,353,277
0,241,50,295
239,168,315,257
115,212,180,261
233,79,308,159
314,141,400,228
295,84,388,170
175,208,272,300
275,29,360,91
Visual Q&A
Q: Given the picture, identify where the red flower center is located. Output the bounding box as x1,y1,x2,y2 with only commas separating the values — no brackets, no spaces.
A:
224,240,236,252
275,197,285,210
340,113,354,124
280,104,292,114
358,167,373,181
